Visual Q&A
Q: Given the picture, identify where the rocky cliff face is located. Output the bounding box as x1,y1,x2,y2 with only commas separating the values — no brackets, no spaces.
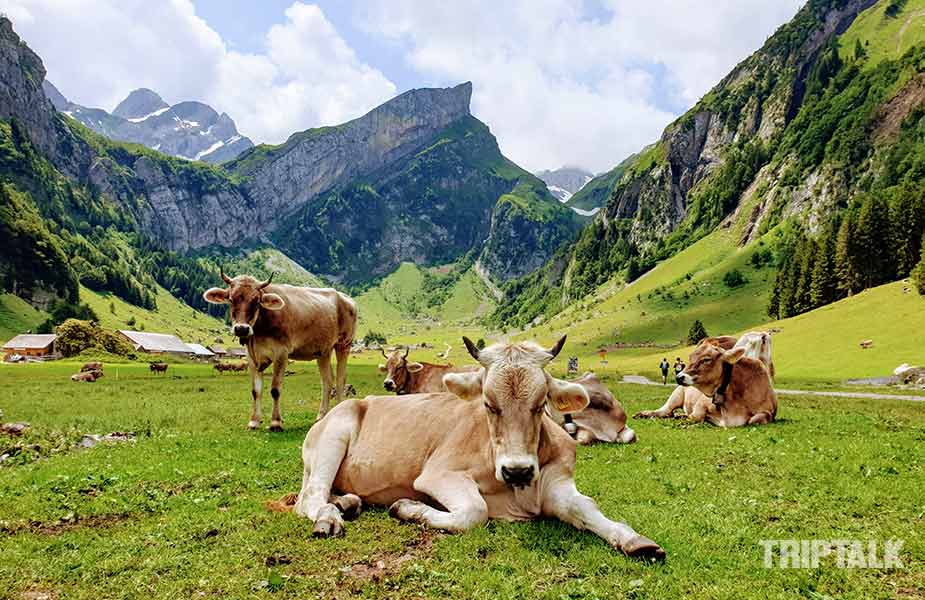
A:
45,84,254,164
1,19,576,288
535,167,593,202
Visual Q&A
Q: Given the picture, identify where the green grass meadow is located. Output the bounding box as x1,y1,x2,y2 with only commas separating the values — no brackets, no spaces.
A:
1,360,922,599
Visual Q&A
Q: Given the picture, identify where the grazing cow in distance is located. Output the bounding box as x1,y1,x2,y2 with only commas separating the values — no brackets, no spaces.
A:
203,270,357,431
378,346,478,394
72,370,103,382
214,362,247,374
674,340,777,426
149,362,168,374
275,336,664,560
81,361,103,373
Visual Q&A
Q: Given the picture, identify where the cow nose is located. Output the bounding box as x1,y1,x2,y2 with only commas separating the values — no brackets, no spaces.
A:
501,465,535,486
383,379,395,391
233,324,252,338
676,373,687,385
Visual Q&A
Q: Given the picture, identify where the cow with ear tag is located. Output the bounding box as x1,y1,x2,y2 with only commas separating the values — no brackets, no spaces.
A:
277,335,664,561
202,269,357,431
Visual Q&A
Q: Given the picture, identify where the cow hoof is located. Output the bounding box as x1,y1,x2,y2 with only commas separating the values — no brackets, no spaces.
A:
621,535,666,561
247,421,260,430
333,494,362,520
311,505,344,538
388,498,424,523
633,412,651,420
269,422,283,432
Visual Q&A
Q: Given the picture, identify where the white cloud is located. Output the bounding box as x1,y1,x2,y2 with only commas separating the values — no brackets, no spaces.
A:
0,0,396,144
357,0,803,172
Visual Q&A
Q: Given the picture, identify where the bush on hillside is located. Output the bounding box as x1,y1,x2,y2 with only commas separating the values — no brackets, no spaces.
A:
723,269,747,288
362,331,387,346
55,319,134,357
687,320,708,345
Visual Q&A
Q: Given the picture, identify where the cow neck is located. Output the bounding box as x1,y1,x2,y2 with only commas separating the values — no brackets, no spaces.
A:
711,362,734,405
396,366,415,395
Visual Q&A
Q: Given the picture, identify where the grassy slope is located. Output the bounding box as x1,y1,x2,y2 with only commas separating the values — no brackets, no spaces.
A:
0,293,46,343
0,362,921,599
80,284,226,346
839,0,925,66
356,262,496,338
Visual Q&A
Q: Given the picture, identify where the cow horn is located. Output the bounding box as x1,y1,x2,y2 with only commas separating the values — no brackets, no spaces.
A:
220,267,232,285
258,272,275,290
402,346,409,359
380,347,388,359
548,335,567,360
463,336,480,362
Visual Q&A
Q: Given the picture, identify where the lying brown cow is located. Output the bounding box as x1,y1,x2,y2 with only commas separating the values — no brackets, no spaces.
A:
214,362,247,374
282,336,663,560
149,362,168,374
72,370,103,382
545,372,636,445
203,270,357,431
81,361,103,373
378,346,478,394
380,345,634,445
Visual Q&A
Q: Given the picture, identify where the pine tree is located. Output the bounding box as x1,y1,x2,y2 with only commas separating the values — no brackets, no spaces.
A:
811,222,839,307
855,194,894,289
768,274,781,319
912,234,925,296
778,258,797,318
795,239,816,314
687,320,708,345
836,213,861,297
891,184,925,277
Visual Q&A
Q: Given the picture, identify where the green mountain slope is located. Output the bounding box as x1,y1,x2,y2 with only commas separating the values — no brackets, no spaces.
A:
491,0,925,329
565,153,636,212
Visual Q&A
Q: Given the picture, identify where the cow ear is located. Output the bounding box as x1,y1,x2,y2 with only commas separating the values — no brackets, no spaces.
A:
545,373,589,414
203,287,228,304
722,347,746,364
260,293,285,311
378,364,387,373
406,362,424,373
444,370,483,400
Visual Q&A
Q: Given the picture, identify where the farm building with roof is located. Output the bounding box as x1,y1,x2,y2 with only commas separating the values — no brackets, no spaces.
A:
186,343,215,359
3,334,57,358
118,331,193,355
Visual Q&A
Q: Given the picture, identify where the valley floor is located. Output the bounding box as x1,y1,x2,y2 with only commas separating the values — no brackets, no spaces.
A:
0,361,921,599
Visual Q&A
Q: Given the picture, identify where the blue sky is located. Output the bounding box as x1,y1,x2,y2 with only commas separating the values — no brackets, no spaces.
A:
3,0,803,172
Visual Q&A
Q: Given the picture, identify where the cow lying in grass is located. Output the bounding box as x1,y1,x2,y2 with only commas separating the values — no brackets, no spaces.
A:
636,334,776,427
72,370,103,382
275,336,663,560
214,362,247,374
81,361,103,373
379,344,635,445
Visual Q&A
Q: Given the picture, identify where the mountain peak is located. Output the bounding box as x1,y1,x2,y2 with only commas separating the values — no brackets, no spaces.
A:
113,88,168,119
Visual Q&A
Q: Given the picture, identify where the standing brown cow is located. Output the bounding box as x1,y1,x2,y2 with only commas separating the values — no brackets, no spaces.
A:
203,270,357,431
149,362,168,374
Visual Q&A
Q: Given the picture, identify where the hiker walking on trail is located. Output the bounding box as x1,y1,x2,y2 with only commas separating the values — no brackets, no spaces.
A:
674,357,685,377
659,358,670,384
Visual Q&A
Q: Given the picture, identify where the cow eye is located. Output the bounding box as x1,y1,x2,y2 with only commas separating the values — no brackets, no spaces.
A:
531,403,545,415
484,403,501,415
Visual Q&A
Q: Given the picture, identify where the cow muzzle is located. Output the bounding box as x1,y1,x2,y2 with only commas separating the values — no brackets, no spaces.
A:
497,456,537,488
676,372,693,386
233,324,253,339
383,378,395,392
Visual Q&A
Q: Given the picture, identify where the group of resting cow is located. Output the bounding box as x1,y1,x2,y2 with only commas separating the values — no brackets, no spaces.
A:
200,271,780,562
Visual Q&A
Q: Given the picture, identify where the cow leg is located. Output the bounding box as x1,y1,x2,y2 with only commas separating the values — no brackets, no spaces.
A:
316,352,334,421
541,470,664,560
334,344,349,406
634,386,684,419
294,410,356,537
389,471,488,533
269,356,287,432
248,361,264,430
747,411,772,425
